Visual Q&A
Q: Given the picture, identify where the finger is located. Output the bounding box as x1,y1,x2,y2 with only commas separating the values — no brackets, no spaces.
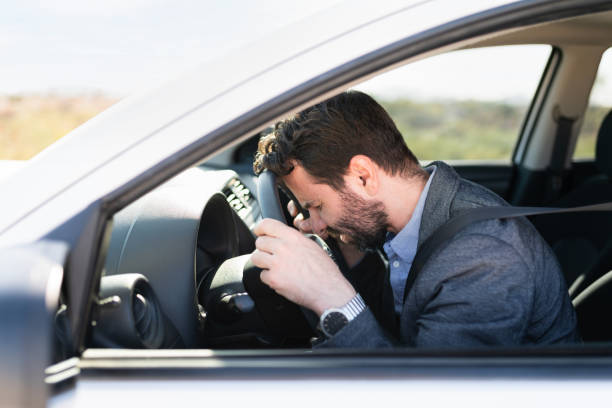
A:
253,218,296,238
294,213,313,232
250,249,275,269
255,235,284,255
259,269,277,290
287,200,297,217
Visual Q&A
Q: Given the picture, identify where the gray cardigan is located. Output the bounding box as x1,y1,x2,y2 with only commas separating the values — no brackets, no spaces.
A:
319,161,580,348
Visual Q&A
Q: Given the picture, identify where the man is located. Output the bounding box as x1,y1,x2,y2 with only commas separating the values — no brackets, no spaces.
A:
250,90,580,347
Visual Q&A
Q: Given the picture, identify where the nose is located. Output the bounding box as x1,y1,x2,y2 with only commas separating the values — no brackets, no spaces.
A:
308,209,328,235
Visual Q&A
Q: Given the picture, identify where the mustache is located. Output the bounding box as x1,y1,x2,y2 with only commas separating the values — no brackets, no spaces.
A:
325,220,387,252
326,226,342,240
317,188,390,251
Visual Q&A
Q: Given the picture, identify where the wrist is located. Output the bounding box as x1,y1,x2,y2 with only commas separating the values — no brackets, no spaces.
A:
313,287,356,316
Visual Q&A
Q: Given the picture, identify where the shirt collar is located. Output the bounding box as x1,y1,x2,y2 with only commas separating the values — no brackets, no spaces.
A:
385,166,436,261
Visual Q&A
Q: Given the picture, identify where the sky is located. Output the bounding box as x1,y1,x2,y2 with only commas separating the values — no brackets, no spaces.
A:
2,0,612,105
0,0,343,97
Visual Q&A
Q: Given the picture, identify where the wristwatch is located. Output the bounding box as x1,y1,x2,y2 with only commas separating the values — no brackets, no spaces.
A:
319,293,366,338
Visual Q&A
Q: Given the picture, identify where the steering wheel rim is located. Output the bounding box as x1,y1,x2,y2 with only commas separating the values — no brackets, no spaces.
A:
241,171,322,338
257,170,289,223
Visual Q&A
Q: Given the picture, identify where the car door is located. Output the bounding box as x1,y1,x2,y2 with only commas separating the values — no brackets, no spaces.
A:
0,241,66,408
9,1,612,407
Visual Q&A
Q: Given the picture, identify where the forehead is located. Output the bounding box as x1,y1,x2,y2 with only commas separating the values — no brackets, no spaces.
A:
281,165,337,206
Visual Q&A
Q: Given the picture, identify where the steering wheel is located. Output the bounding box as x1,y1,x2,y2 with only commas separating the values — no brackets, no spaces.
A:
241,171,337,342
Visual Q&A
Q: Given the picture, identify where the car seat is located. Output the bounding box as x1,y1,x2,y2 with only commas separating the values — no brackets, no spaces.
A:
573,269,612,342
534,109,612,295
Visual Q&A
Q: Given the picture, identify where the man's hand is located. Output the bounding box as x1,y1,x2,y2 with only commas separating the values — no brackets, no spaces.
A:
287,200,366,268
287,199,316,234
251,218,356,316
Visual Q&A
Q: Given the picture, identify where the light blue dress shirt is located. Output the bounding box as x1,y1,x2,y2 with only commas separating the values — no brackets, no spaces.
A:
383,166,436,314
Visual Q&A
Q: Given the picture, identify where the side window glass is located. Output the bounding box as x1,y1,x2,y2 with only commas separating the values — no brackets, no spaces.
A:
573,48,612,160
354,45,551,162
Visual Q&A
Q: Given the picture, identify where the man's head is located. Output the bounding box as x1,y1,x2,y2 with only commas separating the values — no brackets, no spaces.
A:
254,90,423,189
253,90,427,250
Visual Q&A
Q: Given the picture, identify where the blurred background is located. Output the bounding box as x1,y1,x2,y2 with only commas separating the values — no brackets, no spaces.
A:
2,0,611,163
0,0,342,160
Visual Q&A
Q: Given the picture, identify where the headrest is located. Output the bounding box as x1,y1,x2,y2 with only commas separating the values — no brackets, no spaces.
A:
596,110,612,179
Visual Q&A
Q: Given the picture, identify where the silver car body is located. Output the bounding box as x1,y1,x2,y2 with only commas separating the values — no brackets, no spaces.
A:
2,0,612,406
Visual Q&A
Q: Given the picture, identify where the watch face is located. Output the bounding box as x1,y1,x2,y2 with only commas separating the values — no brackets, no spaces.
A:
322,311,349,337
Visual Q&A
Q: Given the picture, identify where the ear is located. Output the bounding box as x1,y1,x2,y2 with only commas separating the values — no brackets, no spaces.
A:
346,155,379,196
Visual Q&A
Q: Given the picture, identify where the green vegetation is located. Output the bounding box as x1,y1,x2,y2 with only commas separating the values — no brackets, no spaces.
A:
380,99,608,161
574,104,610,159
381,99,525,161
0,95,606,161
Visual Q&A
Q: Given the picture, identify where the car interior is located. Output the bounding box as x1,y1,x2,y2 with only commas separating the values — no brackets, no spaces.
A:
52,8,612,358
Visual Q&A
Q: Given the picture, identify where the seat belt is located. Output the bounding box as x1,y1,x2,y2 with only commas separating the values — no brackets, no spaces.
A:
546,113,575,202
403,201,612,302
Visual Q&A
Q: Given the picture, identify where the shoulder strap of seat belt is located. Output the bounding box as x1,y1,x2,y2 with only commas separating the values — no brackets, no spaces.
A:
546,114,575,202
403,201,612,302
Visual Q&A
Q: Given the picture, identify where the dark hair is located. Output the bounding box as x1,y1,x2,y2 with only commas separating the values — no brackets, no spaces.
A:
253,90,425,190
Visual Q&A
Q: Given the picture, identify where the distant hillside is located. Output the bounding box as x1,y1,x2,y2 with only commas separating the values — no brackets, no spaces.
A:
0,95,603,161
0,94,118,160
379,99,605,160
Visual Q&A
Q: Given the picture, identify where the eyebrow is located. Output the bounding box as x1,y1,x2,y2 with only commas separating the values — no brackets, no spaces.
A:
303,200,319,210
278,183,311,218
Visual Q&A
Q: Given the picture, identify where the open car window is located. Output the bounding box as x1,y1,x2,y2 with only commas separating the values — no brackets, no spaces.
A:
574,47,612,160
355,45,551,163
78,43,595,354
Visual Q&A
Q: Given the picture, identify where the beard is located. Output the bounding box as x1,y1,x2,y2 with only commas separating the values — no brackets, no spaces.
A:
326,188,390,252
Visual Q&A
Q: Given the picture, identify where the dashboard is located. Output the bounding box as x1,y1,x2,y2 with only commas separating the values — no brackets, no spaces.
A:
88,166,304,350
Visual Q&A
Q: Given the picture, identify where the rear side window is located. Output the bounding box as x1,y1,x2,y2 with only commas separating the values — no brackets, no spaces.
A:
573,48,612,160
354,45,551,162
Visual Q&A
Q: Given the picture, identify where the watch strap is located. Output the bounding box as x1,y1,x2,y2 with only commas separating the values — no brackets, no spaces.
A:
339,293,366,320
319,294,366,338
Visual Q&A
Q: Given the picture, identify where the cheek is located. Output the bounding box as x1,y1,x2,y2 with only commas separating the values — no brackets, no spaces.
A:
320,206,343,229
